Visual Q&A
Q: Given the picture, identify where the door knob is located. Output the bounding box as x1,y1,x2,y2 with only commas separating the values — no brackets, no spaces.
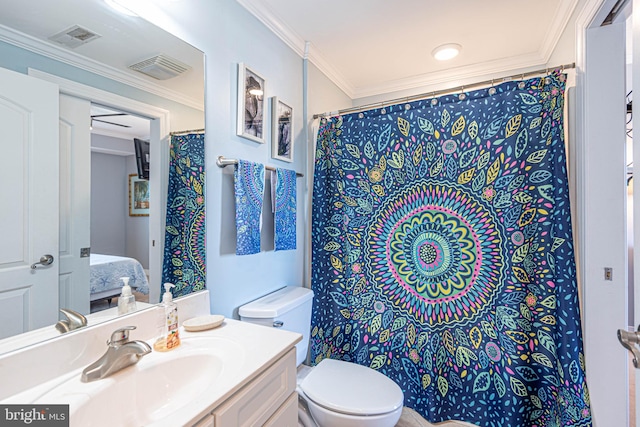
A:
30,254,54,269
618,327,640,368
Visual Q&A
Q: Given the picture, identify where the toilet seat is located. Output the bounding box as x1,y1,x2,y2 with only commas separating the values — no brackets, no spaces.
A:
298,358,403,416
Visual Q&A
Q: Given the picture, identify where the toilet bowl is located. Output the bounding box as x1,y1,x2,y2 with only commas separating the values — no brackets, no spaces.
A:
297,358,403,427
239,286,404,427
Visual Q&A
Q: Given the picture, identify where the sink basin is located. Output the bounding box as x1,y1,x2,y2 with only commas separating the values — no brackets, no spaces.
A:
33,337,244,427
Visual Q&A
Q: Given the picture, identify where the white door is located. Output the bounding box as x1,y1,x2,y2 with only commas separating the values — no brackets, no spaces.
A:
0,67,59,339
58,94,91,315
580,2,635,424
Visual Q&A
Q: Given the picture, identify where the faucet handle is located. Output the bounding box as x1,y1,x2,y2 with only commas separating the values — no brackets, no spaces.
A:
60,308,88,329
109,326,137,346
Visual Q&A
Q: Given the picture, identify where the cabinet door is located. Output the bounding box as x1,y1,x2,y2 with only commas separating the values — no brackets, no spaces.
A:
214,348,296,426
264,392,298,427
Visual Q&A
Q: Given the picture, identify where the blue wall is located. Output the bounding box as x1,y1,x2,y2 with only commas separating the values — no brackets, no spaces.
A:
133,0,352,318
90,142,150,269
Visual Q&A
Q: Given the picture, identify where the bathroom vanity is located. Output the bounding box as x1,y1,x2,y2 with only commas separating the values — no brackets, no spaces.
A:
0,291,301,426
192,347,298,426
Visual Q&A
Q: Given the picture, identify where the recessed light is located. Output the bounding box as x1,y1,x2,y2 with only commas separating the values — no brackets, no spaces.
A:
432,43,462,61
105,0,138,16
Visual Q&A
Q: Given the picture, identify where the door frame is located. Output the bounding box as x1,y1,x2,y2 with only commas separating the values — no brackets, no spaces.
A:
575,0,632,425
28,68,171,305
633,0,640,424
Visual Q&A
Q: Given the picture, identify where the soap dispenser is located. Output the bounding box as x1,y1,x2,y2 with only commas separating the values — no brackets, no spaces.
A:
153,283,180,352
117,277,137,315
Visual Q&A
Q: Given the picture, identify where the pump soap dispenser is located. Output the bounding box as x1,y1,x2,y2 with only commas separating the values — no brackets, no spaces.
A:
117,277,137,315
153,283,180,352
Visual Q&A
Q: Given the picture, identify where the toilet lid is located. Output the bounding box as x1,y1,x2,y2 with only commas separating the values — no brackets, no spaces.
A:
299,359,403,416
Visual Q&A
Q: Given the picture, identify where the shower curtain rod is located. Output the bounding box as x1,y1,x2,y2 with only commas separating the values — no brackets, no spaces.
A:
313,62,576,119
216,155,304,177
170,128,205,136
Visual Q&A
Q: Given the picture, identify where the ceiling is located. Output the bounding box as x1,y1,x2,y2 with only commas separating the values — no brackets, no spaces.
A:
237,0,584,99
0,0,593,123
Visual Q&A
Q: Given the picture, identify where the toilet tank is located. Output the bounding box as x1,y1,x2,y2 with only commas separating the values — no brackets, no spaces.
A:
239,286,314,366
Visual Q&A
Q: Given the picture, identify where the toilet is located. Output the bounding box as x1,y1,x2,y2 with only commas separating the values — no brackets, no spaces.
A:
239,286,404,427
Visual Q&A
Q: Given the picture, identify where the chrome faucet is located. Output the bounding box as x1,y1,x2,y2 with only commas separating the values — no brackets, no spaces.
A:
81,326,152,382
55,308,88,333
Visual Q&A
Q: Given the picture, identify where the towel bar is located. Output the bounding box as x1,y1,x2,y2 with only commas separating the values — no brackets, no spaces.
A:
216,156,304,178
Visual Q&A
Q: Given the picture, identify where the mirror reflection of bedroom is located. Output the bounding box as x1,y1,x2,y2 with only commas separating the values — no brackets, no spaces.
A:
89,104,151,313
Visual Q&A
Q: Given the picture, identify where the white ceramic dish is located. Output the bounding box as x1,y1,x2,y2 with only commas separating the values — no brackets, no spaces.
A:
183,314,225,332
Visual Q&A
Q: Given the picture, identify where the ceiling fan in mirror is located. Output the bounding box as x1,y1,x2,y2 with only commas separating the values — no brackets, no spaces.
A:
90,113,131,128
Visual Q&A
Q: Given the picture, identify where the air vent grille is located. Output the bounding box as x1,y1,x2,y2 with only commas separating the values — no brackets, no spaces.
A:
128,55,191,80
48,25,101,49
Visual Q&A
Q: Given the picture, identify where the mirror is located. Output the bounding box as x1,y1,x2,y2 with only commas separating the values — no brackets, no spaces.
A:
0,0,205,354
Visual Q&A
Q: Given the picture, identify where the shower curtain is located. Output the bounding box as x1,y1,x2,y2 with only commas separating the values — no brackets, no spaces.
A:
161,132,206,298
310,72,591,427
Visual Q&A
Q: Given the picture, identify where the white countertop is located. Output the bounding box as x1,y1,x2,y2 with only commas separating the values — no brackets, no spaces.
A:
1,314,301,427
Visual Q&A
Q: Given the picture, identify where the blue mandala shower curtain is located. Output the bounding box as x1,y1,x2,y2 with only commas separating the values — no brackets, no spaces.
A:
161,132,206,299
310,72,591,427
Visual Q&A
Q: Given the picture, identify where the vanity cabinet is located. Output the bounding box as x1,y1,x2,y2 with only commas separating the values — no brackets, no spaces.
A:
192,347,297,427
192,415,214,427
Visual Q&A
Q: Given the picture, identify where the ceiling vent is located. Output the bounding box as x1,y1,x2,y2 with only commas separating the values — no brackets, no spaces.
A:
128,55,191,80
48,25,101,49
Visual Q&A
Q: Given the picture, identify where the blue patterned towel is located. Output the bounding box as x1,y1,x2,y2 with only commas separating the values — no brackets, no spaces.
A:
234,160,265,255
271,168,297,251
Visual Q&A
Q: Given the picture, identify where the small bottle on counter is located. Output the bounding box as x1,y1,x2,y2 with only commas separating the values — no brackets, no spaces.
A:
117,277,137,315
153,283,181,352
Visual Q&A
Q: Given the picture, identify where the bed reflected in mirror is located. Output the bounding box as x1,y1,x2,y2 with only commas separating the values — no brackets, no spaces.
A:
89,254,149,312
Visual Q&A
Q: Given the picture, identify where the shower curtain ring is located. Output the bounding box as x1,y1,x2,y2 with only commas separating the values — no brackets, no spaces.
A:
458,87,466,101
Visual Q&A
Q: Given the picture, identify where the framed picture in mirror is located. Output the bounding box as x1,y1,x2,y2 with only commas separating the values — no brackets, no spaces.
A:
271,97,293,162
237,63,266,143
129,174,149,217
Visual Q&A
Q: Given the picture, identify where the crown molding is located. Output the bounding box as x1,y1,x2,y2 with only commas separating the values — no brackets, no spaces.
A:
306,43,356,98
234,0,355,98
0,24,204,111
538,0,581,62
234,0,305,57
351,52,550,100
90,128,150,143
90,144,135,156
236,0,581,101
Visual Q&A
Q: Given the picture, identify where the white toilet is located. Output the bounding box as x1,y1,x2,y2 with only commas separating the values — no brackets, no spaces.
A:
239,286,404,427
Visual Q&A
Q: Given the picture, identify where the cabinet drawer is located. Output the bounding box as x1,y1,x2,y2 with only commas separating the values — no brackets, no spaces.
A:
264,392,298,427
213,348,296,427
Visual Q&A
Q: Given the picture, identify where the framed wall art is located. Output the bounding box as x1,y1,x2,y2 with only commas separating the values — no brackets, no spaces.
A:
129,173,149,216
237,63,266,143
271,97,293,162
